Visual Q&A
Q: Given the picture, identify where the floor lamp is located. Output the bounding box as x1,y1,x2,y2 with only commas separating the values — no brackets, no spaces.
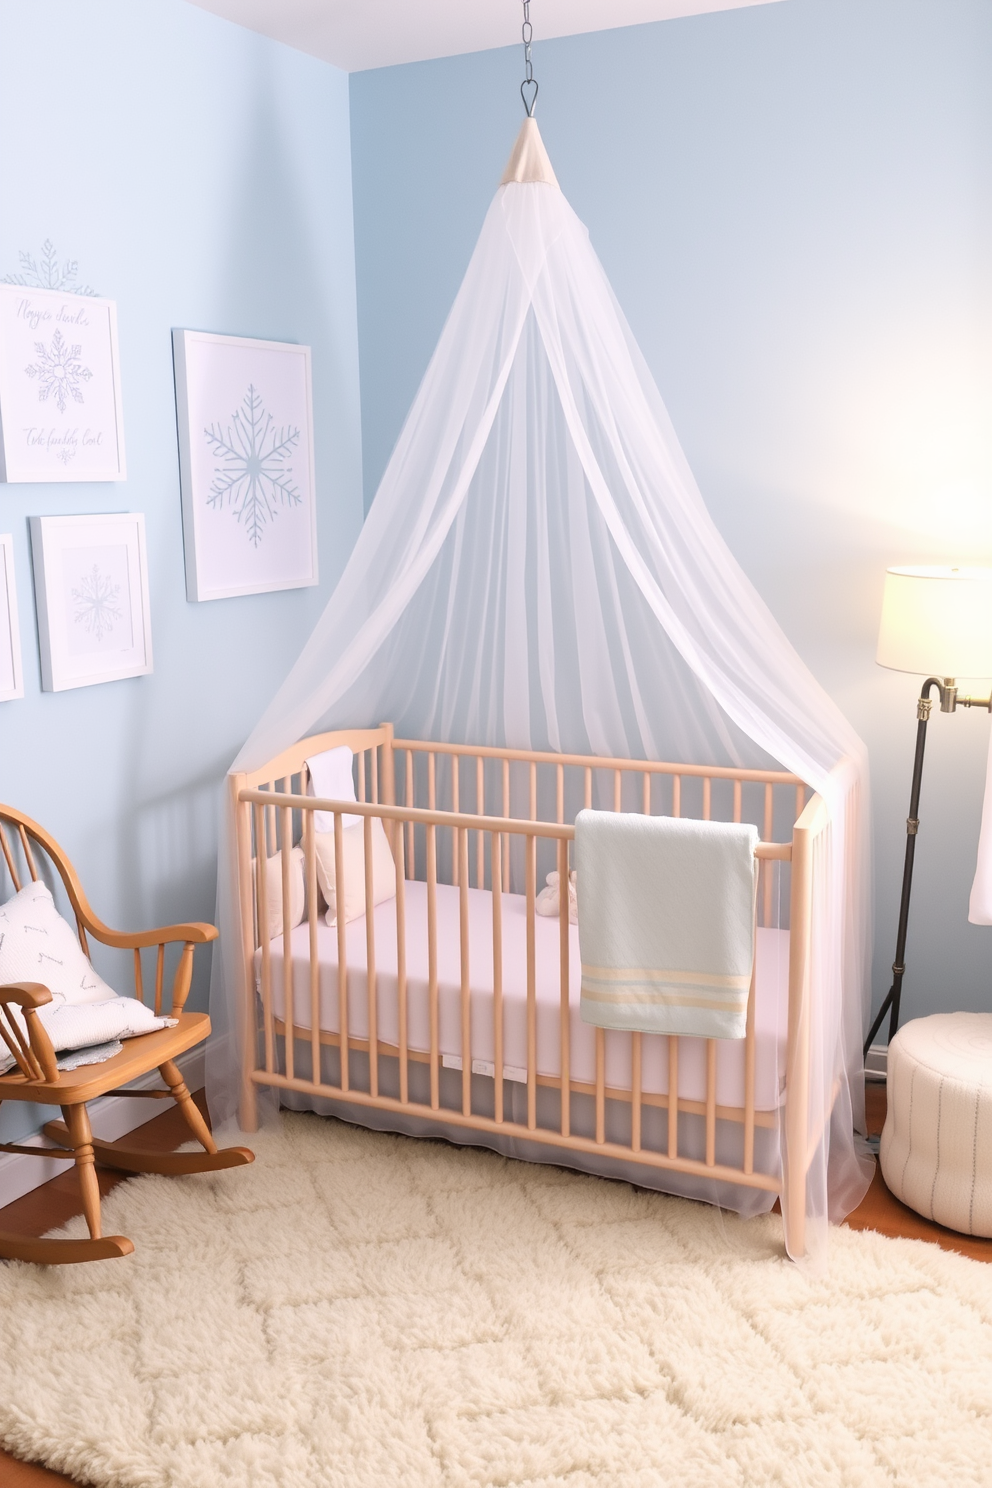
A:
865,565,992,1058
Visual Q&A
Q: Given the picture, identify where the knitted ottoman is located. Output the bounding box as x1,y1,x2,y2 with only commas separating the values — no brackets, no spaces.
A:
880,1012,992,1236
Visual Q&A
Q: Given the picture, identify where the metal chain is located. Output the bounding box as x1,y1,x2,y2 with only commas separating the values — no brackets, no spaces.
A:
520,0,538,117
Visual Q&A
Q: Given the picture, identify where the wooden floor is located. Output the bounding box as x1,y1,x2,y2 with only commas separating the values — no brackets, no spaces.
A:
1,1085,990,1487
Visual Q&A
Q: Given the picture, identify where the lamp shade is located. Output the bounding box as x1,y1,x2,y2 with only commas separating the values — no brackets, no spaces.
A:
877,566,992,678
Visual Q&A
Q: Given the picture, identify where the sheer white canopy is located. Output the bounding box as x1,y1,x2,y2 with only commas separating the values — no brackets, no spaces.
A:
208,119,873,1256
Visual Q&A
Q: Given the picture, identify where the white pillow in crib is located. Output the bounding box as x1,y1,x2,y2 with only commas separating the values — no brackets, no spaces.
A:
0,880,116,1006
313,819,396,926
253,846,306,942
306,745,361,834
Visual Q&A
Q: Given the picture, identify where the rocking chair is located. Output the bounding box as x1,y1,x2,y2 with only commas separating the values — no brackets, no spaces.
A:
0,804,253,1264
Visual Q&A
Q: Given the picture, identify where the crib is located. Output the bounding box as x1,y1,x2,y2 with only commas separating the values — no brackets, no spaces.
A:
231,724,827,1255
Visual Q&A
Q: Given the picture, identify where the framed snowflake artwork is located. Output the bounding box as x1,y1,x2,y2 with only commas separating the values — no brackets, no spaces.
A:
172,329,317,601
0,533,24,701
28,512,152,692
0,284,126,483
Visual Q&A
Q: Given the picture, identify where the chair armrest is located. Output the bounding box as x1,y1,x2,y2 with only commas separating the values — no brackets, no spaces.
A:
0,981,54,1010
84,920,218,951
0,983,58,1083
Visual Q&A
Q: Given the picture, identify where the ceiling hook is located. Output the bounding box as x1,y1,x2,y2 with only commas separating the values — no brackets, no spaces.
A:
519,0,538,116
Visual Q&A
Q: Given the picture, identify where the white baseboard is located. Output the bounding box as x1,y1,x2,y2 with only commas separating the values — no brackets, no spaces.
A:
0,1043,206,1211
865,1043,887,1082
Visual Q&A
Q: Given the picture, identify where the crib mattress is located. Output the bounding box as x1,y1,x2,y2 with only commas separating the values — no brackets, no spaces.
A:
256,880,789,1112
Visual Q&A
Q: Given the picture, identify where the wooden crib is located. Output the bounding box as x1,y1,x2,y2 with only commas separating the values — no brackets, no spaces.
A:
231,724,827,1255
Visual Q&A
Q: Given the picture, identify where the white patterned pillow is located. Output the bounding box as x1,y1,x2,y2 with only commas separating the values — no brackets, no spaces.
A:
0,879,116,1006
0,997,176,1075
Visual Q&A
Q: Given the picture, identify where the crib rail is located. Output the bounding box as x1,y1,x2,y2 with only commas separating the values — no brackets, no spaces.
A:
235,764,809,1206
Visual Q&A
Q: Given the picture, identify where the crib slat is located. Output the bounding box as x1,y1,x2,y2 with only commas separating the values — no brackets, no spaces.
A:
0,824,20,891
334,812,349,1093
477,756,485,887
796,783,805,821
613,770,622,812
492,832,504,1125
763,783,774,927
364,814,378,1099
305,810,320,1085
667,1037,678,1157
595,1028,605,1145
371,749,379,804
584,767,592,810
428,752,436,811
631,1033,642,1152
705,1040,717,1167
154,943,165,1019
672,776,681,818
526,832,537,1131
502,758,510,893
451,759,460,887
743,957,757,1174
459,828,471,1117
405,751,415,875
254,803,274,1075
395,825,409,1105
427,823,439,1110
557,763,564,824
702,778,711,821
558,837,570,1138
282,805,295,1083
733,779,742,823
265,792,276,869
529,761,537,823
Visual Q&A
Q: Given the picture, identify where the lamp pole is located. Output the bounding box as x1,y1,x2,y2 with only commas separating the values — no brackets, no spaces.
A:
864,675,992,1057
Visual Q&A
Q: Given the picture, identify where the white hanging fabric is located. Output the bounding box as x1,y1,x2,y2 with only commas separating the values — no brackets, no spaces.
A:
208,119,873,1258
969,730,992,923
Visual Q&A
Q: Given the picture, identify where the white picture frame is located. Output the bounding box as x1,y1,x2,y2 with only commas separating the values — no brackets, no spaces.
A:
172,329,317,601
0,284,126,482
29,513,152,692
0,534,24,701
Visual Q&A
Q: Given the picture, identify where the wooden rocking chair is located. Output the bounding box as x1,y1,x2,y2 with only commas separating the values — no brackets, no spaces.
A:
0,804,253,1264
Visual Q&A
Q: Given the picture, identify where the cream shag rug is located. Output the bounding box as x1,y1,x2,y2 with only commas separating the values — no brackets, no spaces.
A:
2,1114,992,1487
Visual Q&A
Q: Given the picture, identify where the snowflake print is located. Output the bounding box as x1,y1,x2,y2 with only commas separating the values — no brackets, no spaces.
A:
72,565,122,643
204,385,301,547
2,240,95,295
25,328,92,414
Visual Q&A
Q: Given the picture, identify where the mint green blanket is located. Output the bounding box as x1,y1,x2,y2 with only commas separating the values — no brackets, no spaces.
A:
576,809,758,1040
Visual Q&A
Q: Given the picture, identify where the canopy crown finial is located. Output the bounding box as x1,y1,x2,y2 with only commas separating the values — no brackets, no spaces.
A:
500,117,559,187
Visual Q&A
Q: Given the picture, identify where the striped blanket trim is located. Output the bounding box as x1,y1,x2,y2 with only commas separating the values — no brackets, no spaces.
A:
581,965,751,992
580,966,751,1035
580,986,748,1014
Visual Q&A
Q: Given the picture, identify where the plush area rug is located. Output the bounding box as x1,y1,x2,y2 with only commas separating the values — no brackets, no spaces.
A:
1,1114,991,1487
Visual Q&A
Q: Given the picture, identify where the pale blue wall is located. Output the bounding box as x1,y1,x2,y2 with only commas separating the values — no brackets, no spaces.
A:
350,0,992,1033
0,0,363,1138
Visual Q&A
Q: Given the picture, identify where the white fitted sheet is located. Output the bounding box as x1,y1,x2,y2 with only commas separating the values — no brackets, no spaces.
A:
257,880,789,1111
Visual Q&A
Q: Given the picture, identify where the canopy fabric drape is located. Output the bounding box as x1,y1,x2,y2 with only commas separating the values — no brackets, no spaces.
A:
208,120,873,1259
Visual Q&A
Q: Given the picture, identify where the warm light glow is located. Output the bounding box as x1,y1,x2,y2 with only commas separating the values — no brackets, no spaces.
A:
877,566,992,678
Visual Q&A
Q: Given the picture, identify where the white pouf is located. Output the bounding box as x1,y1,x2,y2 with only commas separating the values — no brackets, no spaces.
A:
880,1012,992,1236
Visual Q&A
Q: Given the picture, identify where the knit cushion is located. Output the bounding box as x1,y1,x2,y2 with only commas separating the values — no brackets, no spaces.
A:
0,880,115,1005
880,1012,992,1236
